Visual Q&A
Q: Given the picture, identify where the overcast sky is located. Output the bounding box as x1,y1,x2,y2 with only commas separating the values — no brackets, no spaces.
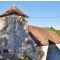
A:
0,1,60,29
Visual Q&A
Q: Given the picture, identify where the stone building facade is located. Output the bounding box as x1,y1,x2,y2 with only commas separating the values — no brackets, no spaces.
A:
0,5,60,60
0,5,42,60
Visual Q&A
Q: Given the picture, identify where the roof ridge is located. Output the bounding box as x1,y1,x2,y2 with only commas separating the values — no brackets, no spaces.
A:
0,5,29,18
28,25,60,45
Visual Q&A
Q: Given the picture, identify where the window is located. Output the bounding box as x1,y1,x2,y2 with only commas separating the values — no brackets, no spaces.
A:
0,50,1,54
5,38,7,46
4,49,9,54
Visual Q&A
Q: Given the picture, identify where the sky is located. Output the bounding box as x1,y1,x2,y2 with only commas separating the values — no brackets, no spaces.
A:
0,1,60,29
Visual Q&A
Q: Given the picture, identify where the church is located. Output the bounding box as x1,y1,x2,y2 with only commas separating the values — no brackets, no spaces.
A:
0,5,60,60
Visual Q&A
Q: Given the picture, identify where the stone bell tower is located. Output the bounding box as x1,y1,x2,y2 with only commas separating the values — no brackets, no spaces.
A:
0,5,41,60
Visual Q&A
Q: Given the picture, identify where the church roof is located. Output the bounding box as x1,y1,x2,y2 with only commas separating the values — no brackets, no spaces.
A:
28,25,60,46
0,5,29,18
0,5,60,46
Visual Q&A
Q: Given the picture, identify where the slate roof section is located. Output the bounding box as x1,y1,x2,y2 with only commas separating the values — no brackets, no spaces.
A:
0,5,29,18
28,25,60,46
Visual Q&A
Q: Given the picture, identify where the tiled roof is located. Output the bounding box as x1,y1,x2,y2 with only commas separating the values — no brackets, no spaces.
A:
0,5,29,18
28,25,60,46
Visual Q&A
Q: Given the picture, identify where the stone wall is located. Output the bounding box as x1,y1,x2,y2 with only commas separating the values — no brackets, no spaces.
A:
0,16,14,54
0,14,60,60
11,15,42,60
0,14,43,60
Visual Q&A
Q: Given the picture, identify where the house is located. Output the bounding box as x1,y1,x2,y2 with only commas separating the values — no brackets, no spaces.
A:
28,25,60,60
0,5,60,60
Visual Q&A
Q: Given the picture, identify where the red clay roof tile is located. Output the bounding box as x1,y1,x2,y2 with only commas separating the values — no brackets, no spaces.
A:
0,5,29,18
28,25,60,46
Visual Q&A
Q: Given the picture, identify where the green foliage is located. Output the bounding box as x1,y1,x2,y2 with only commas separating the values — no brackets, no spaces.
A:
23,55,32,60
48,27,60,36
18,54,32,60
